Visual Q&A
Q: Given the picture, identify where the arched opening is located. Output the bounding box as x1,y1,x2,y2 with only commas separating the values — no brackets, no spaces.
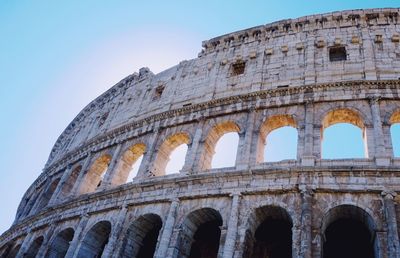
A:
177,208,223,258
243,206,292,258
112,143,146,185
201,121,240,170
211,132,239,168
78,154,111,194
45,228,75,258
153,133,190,176
165,144,188,175
25,236,44,258
21,187,43,218
390,111,400,157
322,205,376,258
0,242,21,258
76,221,111,258
258,115,298,162
118,213,162,258
35,178,61,211
321,109,367,159
58,165,82,200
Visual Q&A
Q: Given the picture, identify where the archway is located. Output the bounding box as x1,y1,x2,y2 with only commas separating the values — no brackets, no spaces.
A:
45,228,75,258
321,109,367,158
153,133,190,176
258,115,298,162
58,165,82,200
177,208,223,258
0,242,21,258
118,213,162,258
243,205,292,258
76,221,111,258
200,121,240,170
322,205,376,258
112,143,146,185
35,179,60,211
25,236,44,258
211,132,239,168
78,154,111,194
390,111,400,157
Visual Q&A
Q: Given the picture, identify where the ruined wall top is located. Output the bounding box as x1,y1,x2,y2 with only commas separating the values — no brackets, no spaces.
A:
45,8,400,170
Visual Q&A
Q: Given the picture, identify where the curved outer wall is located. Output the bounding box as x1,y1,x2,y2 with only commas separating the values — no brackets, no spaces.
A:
1,8,400,258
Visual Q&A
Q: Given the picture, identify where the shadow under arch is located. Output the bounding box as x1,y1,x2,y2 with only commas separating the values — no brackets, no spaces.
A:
321,108,368,158
176,207,223,258
118,213,162,258
45,227,75,258
242,205,293,258
76,220,112,258
257,114,298,163
200,121,241,170
321,204,377,258
153,132,190,176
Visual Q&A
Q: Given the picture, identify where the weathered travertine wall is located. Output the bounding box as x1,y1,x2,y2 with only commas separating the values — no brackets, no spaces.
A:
1,8,400,258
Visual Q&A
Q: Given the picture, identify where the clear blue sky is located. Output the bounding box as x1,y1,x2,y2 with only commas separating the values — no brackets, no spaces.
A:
0,0,398,234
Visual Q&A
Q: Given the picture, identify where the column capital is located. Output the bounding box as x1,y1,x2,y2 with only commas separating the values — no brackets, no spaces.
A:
229,192,242,198
169,197,180,203
299,185,315,196
368,95,381,104
381,189,397,200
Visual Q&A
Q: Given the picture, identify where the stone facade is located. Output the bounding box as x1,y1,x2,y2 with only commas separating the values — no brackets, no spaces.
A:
1,8,400,258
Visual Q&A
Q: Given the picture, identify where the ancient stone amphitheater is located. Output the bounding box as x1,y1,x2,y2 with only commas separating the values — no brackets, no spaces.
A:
2,7,400,258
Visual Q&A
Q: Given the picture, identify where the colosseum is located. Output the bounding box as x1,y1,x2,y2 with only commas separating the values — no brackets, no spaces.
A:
2,7,400,258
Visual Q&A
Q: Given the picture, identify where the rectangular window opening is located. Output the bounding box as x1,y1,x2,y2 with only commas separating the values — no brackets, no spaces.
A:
329,46,347,62
231,61,246,76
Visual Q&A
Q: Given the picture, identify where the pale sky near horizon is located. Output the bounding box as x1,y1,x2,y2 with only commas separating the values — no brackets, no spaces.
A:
1,0,399,235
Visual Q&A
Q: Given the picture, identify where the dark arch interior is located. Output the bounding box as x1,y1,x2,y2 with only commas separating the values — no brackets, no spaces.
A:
243,206,292,258
45,228,75,258
188,220,222,258
76,221,111,258
252,218,292,258
323,218,374,258
178,208,222,258
119,214,162,258
25,236,44,258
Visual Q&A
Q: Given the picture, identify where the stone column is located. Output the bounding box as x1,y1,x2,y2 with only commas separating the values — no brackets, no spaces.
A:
48,164,73,206
361,27,378,80
222,193,241,258
370,97,391,166
299,187,313,258
138,130,160,178
301,101,316,165
304,34,316,85
382,123,394,158
101,205,128,257
98,144,123,189
65,214,90,258
181,120,205,174
382,190,400,258
154,199,180,258
236,111,256,170
70,152,93,196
